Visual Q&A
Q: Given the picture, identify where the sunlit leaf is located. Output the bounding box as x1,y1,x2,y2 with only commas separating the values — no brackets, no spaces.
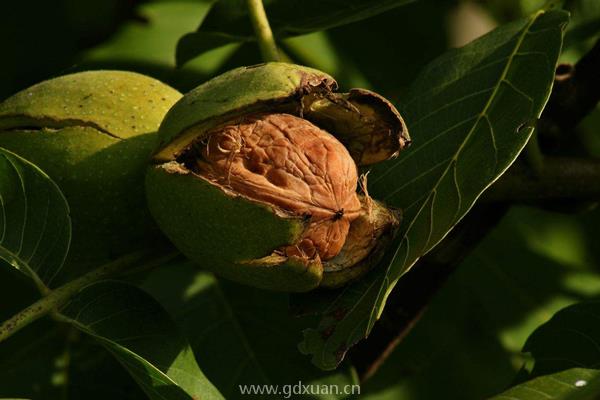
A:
490,368,600,400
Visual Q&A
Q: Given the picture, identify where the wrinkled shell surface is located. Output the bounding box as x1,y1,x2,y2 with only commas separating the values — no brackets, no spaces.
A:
196,113,362,260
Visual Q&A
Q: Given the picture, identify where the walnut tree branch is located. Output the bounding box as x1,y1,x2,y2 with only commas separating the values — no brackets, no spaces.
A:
350,154,600,381
350,203,508,382
484,156,600,203
0,248,179,344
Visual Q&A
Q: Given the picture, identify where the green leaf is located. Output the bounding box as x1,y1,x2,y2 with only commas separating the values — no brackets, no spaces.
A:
490,368,600,400
57,281,223,400
0,148,71,290
141,263,357,399
176,0,414,66
298,10,568,370
523,301,600,379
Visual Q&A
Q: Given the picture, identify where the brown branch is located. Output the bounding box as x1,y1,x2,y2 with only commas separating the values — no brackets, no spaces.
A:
350,155,600,381
484,157,600,203
350,203,508,382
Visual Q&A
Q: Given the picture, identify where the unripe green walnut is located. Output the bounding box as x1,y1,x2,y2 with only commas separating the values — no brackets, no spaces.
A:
146,63,410,292
0,71,182,277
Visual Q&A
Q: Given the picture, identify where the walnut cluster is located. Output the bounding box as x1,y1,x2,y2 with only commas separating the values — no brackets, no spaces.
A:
196,113,362,260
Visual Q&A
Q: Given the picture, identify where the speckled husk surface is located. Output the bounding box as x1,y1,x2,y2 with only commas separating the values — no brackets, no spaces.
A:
0,70,182,283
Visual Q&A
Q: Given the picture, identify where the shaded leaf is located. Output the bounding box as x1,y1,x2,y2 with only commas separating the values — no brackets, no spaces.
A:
66,334,149,399
490,368,600,400
523,301,600,379
0,148,70,290
141,263,357,399
0,320,67,399
176,31,250,69
58,281,223,400
564,17,600,48
280,5,441,97
564,0,600,50
0,247,67,399
298,10,568,370
176,0,414,65
323,1,452,101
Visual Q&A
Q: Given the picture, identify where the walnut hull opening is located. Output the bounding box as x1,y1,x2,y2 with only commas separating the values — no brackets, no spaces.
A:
162,110,401,288
182,112,363,262
154,86,410,169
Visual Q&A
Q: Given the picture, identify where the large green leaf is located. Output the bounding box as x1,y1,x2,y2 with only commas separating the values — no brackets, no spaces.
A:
176,0,414,65
141,263,357,399
0,148,71,290
298,10,568,370
490,368,600,400
57,281,223,400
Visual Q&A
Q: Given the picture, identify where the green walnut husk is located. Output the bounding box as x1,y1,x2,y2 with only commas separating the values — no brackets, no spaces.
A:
146,62,409,292
0,70,182,279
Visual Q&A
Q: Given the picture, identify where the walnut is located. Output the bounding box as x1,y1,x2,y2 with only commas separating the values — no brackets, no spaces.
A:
146,62,407,291
196,113,362,261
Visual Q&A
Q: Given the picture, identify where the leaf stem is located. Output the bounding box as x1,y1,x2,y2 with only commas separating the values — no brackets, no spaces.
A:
0,248,179,344
246,0,280,62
